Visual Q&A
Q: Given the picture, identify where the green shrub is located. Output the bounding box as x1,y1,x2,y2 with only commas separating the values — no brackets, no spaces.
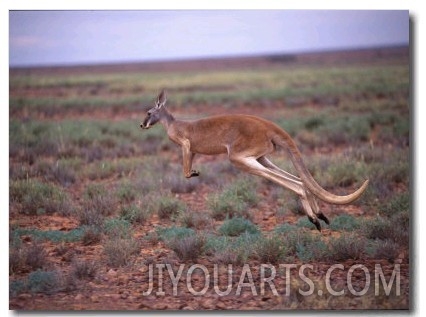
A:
328,234,366,261
116,182,137,203
178,210,213,229
218,217,259,236
103,218,131,239
254,236,287,264
27,270,62,294
168,234,206,261
10,280,27,297
81,226,103,245
282,229,329,261
11,227,85,243
296,217,317,230
120,204,149,225
24,241,48,270
157,226,195,242
83,184,116,216
70,259,98,280
9,247,26,274
209,233,259,265
368,239,400,262
103,237,140,267
157,196,186,219
213,246,248,266
329,214,360,231
77,208,105,227
10,180,72,216
208,178,258,220
382,193,410,217
362,216,398,241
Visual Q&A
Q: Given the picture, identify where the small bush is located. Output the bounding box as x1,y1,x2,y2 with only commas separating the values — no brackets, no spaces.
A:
70,259,98,280
25,242,49,270
208,178,258,220
103,218,131,239
81,226,103,246
213,246,248,266
296,239,330,262
362,216,403,242
296,217,317,230
168,234,206,261
157,196,186,220
274,223,298,235
208,193,247,220
178,210,213,229
283,229,329,261
77,208,105,227
120,204,149,225
382,193,410,219
368,239,400,262
103,237,140,267
316,158,368,189
83,184,116,216
10,280,27,297
9,241,48,273
11,227,85,243
9,247,26,274
157,226,195,242
116,182,137,203
10,180,72,216
328,234,366,261
27,270,62,294
218,217,259,236
254,236,287,264
209,233,258,265
34,160,77,187
329,214,360,231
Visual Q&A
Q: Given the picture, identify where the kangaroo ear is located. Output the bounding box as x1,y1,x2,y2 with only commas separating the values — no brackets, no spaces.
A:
157,90,167,108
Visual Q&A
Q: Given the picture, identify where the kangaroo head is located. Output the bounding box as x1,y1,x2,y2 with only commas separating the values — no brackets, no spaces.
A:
140,90,167,129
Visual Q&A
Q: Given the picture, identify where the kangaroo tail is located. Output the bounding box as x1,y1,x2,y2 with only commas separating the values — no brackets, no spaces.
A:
272,130,369,205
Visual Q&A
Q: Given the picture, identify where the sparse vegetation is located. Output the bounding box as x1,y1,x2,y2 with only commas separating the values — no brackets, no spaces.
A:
168,234,206,261
329,214,360,231
10,179,72,216
178,210,213,229
103,237,140,267
81,225,103,245
253,235,287,264
327,234,366,261
208,178,258,220
28,270,62,294
218,217,259,236
70,259,98,280
120,204,149,225
9,48,409,309
157,196,187,220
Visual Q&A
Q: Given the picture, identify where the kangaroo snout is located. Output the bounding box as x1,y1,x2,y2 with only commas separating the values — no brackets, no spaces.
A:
140,121,150,129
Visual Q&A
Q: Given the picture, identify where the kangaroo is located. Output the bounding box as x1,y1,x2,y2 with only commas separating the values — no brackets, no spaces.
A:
140,90,369,231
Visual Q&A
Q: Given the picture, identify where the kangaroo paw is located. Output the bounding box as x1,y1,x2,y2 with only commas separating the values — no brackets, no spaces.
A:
191,170,200,177
186,170,200,178
318,213,330,225
308,216,321,232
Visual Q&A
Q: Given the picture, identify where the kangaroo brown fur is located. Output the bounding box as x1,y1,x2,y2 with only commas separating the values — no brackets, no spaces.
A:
140,90,369,231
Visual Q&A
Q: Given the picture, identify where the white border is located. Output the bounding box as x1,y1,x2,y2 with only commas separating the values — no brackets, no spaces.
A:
3,1,421,317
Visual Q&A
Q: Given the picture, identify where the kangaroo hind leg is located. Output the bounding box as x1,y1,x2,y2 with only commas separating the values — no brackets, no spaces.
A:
258,156,329,226
230,155,322,231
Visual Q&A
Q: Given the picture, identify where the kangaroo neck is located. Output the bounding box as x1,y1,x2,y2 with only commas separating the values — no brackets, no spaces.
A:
159,108,175,130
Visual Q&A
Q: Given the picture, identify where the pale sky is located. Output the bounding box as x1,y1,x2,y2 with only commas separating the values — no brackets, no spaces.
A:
9,10,409,67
